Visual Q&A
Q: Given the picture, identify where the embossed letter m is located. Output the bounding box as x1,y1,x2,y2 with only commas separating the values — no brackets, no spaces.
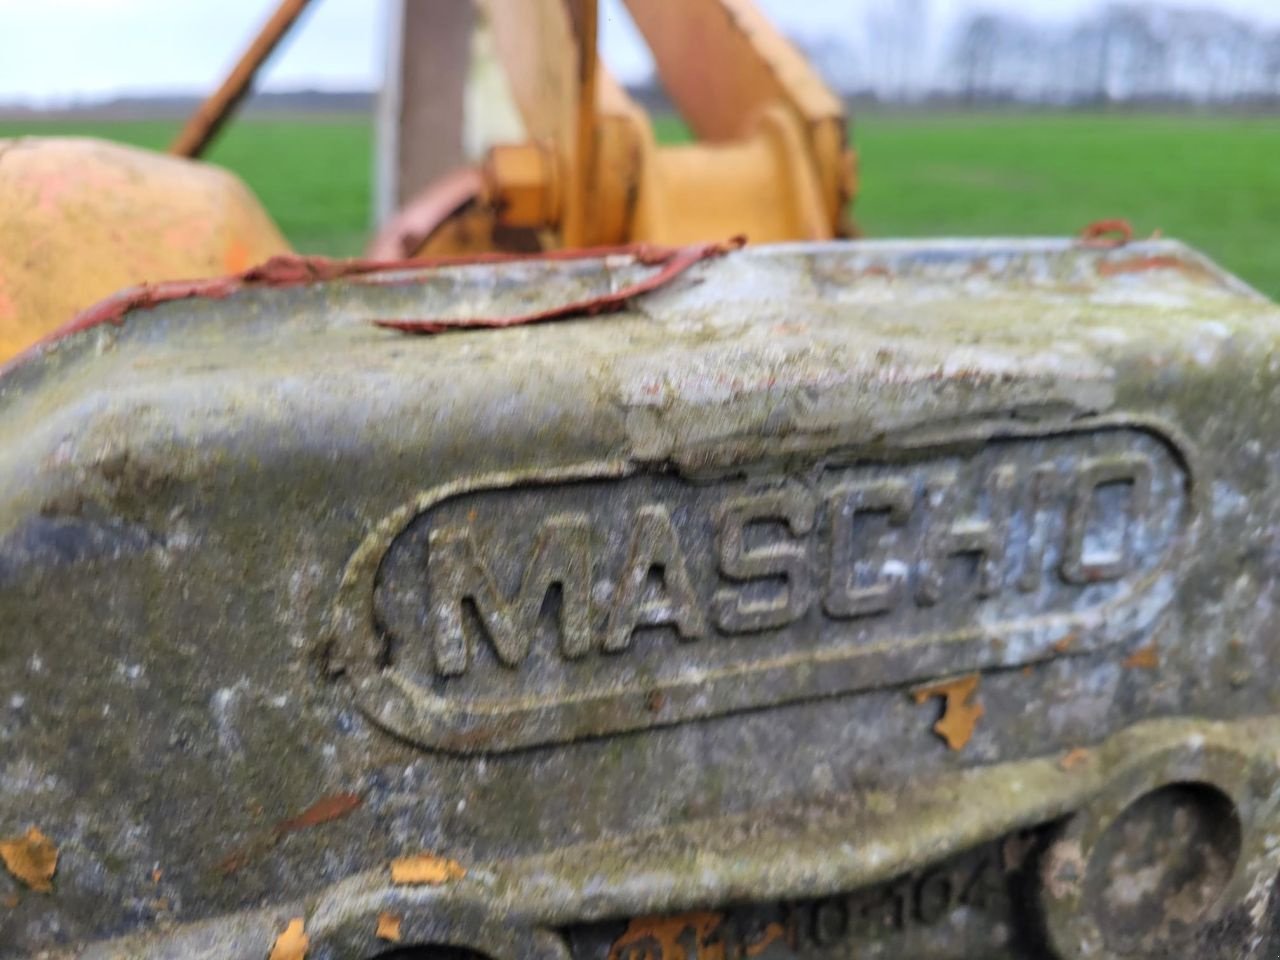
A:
426,514,593,676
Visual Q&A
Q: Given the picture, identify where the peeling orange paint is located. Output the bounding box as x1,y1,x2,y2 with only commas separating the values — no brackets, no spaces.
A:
268,917,308,960
0,827,57,893
609,912,726,960
376,911,403,942
390,852,466,886
608,912,787,960
912,674,985,750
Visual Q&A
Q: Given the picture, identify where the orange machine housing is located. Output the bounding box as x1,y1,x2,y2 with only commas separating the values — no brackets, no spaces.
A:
0,138,289,363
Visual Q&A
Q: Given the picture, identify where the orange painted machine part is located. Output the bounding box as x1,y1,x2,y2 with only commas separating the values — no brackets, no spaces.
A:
405,0,857,256
621,0,851,231
153,0,854,261
480,0,599,249
0,138,291,364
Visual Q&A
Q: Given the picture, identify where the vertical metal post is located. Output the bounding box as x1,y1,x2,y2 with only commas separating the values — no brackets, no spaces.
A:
374,0,476,226
563,0,598,247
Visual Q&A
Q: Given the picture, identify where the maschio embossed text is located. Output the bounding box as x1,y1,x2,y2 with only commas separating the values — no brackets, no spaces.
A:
373,428,1189,710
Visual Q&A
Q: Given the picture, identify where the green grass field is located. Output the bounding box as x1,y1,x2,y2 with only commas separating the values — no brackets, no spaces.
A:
3,112,1277,298
852,112,1280,302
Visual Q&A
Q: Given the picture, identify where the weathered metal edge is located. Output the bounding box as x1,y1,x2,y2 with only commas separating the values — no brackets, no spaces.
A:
76,714,1280,960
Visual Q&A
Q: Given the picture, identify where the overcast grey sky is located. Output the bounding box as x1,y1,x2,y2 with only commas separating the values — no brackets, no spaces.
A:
1,0,1278,104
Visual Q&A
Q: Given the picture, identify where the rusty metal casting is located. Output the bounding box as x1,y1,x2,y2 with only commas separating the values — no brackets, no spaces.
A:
4,238,1280,960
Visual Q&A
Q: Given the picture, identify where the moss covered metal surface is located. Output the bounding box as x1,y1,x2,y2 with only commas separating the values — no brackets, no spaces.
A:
3,239,1280,958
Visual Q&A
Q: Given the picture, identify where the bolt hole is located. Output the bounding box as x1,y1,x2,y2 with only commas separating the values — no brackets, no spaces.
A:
1085,781,1242,953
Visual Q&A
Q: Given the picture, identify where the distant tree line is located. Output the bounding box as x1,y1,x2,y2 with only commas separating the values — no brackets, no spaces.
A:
952,3,1280,104
790,2,1280,106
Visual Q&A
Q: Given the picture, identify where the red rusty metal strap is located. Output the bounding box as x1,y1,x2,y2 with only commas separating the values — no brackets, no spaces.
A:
2,238,747,375
374,237,746,335
1077,218,1134,249
365,167,488,261
1097,254,1207,278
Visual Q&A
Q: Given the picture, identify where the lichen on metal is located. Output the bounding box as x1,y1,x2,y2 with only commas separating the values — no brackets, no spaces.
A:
3,238,1280,959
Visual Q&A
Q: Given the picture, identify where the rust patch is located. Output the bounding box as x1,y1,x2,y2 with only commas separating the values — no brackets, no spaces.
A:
390,852,467,886
376,912,403,942
1097,255,1211,280
1123,643,1159,670
374,237,745,335
607,912,786,960
1059,747,1092,771
1078,218,1134,249
0,827,57,893
609,912,726,960
274,792,362,836
213,840,271,878
911,674,985,751
214,791,362,877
